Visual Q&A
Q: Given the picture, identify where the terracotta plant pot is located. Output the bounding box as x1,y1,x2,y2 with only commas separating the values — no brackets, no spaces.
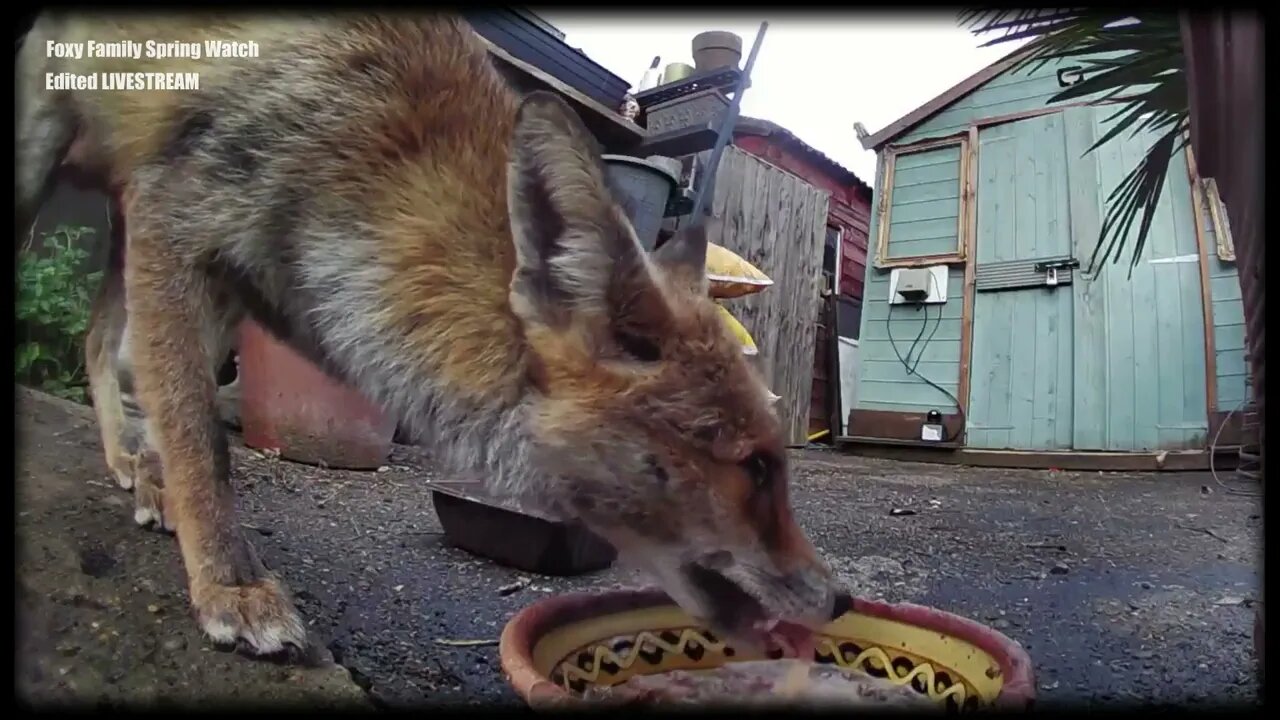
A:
691,30,743,72
500,587,1036,710
237,319,394,469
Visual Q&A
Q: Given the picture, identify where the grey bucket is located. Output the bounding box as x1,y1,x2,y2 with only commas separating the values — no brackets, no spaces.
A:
602,154,681,252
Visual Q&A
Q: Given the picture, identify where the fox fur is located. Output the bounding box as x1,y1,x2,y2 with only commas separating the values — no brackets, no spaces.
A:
17,11,835,659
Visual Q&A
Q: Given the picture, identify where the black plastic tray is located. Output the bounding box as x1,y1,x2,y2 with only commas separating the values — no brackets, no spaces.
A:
634,66,747,109
429,480,617,577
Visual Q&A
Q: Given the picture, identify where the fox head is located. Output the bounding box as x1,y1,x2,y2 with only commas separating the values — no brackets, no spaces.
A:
504,91,836,653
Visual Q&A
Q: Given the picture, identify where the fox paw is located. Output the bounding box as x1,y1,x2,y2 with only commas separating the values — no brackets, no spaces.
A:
130,451,173,533
194,575,308,658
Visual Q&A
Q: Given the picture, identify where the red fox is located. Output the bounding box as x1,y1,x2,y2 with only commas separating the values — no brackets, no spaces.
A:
17,12,836,661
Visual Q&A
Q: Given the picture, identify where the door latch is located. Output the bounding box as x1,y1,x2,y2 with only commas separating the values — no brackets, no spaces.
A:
1034,258,1080,287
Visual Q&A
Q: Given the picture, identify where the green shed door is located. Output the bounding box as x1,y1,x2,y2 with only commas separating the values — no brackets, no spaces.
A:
966,113,1076,450
966,107,1209,451
1063,106,1209,451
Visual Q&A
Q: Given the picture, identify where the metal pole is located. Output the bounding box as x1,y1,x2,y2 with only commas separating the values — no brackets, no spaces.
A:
690,21,769,222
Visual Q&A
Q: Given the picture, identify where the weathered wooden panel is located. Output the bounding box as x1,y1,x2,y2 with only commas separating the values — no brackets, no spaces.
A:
966,116,1074,450
730,133,872,303
1084,107,1209,450
693,146,830,446
884,146,962,259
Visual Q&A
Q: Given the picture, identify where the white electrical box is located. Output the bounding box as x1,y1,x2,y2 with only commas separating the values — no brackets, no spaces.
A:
888,266,948,305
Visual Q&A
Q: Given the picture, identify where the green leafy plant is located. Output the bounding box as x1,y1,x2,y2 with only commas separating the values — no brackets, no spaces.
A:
15,224,103,403
959,10,1188,277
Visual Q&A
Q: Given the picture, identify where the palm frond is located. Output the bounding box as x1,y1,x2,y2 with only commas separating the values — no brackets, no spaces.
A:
959,10,1190,276
1088,122,1187,277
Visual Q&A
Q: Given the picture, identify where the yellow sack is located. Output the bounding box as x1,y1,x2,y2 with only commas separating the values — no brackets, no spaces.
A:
713,304,780,404
706,243,772,299
714,303,758,356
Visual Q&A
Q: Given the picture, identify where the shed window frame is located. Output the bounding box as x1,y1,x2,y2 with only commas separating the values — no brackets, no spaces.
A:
874,133,971,269
1202,177,1236,262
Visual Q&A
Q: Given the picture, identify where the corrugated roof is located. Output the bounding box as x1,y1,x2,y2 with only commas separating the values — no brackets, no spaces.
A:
734,115,873,198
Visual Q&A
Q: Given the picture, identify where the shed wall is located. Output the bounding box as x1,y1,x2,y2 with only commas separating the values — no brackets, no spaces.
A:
898,52,1141,146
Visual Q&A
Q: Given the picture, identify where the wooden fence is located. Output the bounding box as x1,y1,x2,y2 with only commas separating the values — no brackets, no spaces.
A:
678,146,832,446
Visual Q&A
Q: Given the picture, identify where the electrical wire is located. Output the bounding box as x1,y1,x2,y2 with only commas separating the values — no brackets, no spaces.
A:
906,301,943,375
902,303,930,373
886,273,965,444
1208,396,1262,497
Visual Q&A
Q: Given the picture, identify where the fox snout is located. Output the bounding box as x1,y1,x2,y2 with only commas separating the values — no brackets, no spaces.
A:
703,545,837,622
771,557,838,626
660,546,836,657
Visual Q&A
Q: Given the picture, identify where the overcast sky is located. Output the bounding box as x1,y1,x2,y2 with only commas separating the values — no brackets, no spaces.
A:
540,12,1025,184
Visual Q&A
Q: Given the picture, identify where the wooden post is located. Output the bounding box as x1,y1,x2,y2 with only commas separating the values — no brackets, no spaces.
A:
824,290,844,438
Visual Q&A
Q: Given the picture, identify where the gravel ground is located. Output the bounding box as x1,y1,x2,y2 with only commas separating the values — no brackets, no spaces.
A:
15,388,1263,709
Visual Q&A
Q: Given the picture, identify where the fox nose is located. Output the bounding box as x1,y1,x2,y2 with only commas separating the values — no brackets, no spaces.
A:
813,577,838,625
782,564,838,627
830,591,852,620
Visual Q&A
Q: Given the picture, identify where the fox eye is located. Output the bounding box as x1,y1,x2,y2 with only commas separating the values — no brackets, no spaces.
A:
614,329,661,363
741,451,772,490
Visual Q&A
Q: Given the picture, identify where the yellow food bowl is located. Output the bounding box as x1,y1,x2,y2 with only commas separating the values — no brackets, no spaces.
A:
500,588,1036,711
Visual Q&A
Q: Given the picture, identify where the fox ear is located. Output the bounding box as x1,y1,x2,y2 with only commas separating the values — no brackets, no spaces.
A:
652,220,712,296
506,91,647,327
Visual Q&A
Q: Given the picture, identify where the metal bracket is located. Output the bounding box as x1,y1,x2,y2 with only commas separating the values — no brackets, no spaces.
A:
1057,66,1086,88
